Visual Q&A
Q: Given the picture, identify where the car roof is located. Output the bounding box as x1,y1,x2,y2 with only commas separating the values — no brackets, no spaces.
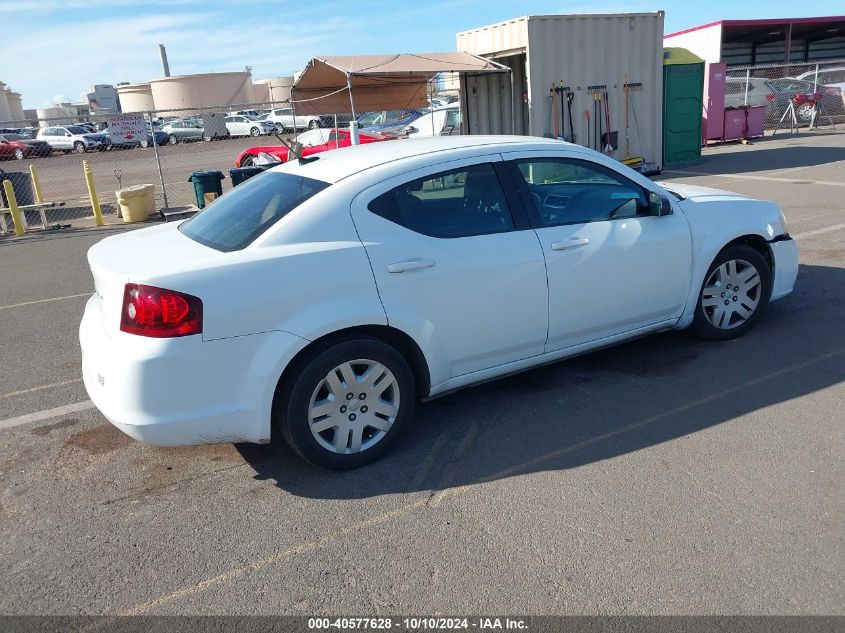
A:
270,135,562,184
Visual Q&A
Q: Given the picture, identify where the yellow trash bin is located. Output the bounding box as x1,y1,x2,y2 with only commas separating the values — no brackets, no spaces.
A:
115,185,155,223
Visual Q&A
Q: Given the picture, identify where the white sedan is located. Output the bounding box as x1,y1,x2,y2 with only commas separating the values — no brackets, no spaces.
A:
80,136,798,469
224,115,275,137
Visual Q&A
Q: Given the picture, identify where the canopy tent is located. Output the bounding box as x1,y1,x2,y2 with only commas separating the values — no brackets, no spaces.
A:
290,52,511,116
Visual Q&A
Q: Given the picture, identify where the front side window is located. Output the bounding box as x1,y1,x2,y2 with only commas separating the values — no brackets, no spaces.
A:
512,158,647,227
368,163,514,238
180,172,330,252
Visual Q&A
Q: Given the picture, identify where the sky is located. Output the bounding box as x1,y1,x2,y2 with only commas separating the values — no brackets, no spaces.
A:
2,0,843,109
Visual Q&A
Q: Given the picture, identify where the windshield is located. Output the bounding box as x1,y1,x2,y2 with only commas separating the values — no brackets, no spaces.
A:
3,134,24,141
67,126,89,134
179,171,330,252
357,112,383,127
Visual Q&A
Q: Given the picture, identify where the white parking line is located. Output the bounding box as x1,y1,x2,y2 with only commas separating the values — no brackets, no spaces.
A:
793,223,845,240
0,293,90,310
0,400,95,431
661,170,845,187
0,378,83,399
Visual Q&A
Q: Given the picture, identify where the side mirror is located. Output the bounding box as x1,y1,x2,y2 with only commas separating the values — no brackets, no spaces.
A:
649,192,672,216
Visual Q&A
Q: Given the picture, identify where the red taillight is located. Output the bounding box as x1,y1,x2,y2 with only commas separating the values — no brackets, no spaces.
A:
766,94,775,102
120,283,202,338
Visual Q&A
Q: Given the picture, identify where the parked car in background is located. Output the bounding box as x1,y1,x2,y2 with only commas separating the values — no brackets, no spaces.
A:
794,66,845,94
792,66,845,115
0,133,53,159
81,136,797,469
36,125,109,153
266,108,321,131
228,110,262,118
160,119,208,144
405,106,461,137
234,127,387,167
725,76,843,123
357,109,426,135
317,113,356,129
103,127,169,149
224,115,275,137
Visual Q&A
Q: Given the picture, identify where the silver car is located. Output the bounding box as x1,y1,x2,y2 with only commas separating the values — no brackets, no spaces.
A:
36,125,109,154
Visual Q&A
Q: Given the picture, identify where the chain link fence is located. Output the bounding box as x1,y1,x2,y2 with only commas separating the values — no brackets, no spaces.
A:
2,79,461,236
724,59,845,129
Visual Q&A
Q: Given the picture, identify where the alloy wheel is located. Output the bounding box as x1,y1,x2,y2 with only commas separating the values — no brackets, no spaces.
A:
701,258,762,329
14,148,24,160
308,359,400,455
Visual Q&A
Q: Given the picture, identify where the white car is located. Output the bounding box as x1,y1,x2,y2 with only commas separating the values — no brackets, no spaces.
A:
406,106,461,137
80,136,798,469
266,107,321,131
36,125,109,153
224,115,275,137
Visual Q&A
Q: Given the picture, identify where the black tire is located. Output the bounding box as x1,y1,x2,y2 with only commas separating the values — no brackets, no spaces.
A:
167,134,178,145
202,134,212,142
308,119,319,129
13,148,24,160
277,337,416,470
240,154,255,167
250,127,261,136
140,139,150,148
73,141,86,154
691,244,772,341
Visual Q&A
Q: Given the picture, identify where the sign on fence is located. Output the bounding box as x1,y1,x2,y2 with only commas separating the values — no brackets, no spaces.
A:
107,114,147,145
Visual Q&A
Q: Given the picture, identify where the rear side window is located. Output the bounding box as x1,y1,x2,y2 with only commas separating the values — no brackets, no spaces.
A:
368,163,514,238
179,172,330,252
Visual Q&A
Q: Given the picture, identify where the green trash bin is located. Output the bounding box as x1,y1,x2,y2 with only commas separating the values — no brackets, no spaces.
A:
229,166,264,187
188,170,225,209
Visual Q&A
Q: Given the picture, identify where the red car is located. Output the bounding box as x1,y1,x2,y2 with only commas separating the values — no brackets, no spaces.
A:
234,128,388,167
0,133,53,160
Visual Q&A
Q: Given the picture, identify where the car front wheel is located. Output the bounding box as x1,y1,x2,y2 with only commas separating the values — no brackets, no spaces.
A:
308,119,319,129
13,148,24,160
277,338,416,470
73,141,86,154
691,244,772,340
250,127,261,136
167,134,177,145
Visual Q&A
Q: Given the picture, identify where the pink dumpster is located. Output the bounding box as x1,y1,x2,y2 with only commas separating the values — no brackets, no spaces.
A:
722,105,766,141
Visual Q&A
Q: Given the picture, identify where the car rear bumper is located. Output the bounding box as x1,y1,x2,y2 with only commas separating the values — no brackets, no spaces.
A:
770,236,798,301
80,295,305,446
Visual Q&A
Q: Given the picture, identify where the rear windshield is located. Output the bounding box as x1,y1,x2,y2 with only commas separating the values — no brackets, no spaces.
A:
179,171,330,252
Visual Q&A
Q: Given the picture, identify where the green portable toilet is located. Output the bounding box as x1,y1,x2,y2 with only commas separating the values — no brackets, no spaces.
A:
663,48,705,168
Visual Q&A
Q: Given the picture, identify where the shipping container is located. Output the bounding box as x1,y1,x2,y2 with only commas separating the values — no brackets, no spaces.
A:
457,12,665,169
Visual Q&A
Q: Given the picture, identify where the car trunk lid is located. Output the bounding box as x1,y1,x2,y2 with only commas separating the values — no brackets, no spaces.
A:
87,222,219,336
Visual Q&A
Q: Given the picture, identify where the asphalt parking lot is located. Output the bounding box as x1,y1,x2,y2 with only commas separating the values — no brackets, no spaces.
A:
0,130,843,615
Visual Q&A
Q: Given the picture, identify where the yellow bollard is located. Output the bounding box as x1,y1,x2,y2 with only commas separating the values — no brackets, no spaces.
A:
82,160,104,227
2,180,26,236
29,165,44,204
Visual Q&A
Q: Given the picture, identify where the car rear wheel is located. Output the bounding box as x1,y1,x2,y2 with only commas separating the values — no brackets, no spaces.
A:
691,244,772,340
13,148,24,160
277,338,416,470
140,139,150,148
202,134,212,142
73,141,86,154
240,154,255,167
167,134,178,145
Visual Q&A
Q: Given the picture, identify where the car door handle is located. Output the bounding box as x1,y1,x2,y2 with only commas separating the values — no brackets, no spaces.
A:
387,258,436,273
551,238,590,251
